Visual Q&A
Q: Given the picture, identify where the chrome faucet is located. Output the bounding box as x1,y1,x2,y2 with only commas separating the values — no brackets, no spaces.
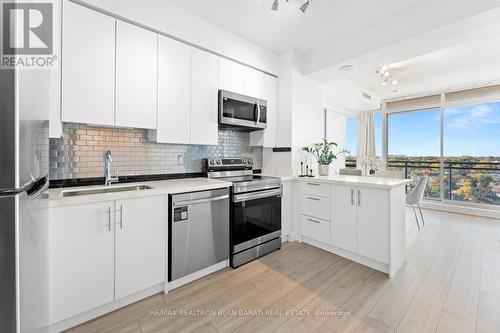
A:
104,150,119,186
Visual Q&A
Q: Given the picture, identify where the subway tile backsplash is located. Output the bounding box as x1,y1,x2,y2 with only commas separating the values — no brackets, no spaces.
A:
49,123,263,180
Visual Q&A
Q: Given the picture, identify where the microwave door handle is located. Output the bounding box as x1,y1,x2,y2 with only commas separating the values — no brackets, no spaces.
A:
256,101,261,125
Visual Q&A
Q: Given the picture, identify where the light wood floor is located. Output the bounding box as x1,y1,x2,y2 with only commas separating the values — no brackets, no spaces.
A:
68,208,500,333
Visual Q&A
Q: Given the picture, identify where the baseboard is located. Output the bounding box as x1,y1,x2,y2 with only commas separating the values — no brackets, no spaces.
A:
301,236,390,277
49,283,165,333
167,260,228,291
419,201,500,220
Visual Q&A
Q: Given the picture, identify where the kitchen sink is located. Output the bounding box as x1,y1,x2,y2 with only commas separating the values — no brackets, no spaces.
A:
61,184,153,197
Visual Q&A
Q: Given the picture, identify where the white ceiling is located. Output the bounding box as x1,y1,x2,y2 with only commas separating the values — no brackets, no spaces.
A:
164,0,500,56
337,34,500,100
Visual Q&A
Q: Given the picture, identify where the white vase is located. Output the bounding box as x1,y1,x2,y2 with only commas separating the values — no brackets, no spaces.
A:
318,164,329,176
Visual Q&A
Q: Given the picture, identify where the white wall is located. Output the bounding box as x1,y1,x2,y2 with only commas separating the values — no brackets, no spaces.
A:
78,0,279,75
325,110,347,175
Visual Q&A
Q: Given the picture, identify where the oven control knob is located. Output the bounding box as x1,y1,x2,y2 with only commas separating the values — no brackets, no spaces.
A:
209,160,214,165
216,160,221,165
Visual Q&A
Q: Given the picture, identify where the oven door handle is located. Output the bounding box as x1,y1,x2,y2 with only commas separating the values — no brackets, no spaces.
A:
233,188,282,203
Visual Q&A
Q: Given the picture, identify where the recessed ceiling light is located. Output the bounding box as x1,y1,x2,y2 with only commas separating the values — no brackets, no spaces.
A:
339,65,354,72
392,80,398,85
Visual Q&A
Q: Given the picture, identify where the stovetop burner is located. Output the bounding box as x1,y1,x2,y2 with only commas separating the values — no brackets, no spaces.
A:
205,158,281,193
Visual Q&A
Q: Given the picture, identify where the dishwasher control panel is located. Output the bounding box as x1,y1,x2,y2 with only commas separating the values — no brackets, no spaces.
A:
173,206,188,222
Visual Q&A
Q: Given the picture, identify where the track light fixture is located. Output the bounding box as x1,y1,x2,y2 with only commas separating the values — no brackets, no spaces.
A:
271,0,279,11
271,0,310,13
300,0,311,13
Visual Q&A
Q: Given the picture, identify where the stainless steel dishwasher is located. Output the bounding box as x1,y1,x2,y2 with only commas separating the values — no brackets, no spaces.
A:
169,188,229,281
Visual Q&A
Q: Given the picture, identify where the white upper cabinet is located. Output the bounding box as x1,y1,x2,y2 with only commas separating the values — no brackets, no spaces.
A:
243,66,264,98
190,48,219,145
115,21,157,129
250,73,277,147
154,36,191,144
61,1,115,126
219,57,244,94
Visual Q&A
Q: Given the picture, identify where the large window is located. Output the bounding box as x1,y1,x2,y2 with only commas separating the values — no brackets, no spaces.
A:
387,109,441,199
443,102,500,205
385,98,500,206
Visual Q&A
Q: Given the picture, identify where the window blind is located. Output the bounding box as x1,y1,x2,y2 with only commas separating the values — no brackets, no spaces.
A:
385,94,441,112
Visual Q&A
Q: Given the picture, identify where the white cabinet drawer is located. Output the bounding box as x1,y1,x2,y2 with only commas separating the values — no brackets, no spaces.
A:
301,181,330,197
301,194,330,221
301,215,330,244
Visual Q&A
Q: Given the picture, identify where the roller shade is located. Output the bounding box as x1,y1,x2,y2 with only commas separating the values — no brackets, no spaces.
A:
386,94,441,112
445,84,500,105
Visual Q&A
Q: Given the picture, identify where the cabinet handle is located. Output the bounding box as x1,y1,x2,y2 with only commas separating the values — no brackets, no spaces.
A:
351,189,355,205
307,182,320,186
307,218,321,224
358,189,361,206
306,196,320,201
119,205,123,229
108,206,111,231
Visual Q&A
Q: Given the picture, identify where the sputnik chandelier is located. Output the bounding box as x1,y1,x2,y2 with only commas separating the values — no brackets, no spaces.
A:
377,65,398,86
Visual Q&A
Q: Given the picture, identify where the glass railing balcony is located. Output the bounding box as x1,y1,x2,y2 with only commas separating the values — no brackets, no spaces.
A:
345,158,500,205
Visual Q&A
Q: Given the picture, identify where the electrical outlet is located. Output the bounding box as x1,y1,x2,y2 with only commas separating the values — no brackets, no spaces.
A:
177,153,184,165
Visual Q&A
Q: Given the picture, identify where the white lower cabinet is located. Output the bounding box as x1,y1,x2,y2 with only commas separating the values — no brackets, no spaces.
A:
330,184,389,263
330,184,357,253
49,195,166,325
115,196,166,299
49,201,115,324
356,187,389,263
300,215,330,244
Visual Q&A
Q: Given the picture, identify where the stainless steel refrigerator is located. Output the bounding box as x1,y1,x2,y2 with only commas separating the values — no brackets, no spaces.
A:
0,65,50,331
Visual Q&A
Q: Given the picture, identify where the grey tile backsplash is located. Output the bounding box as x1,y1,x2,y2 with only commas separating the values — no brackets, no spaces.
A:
49,123,263,180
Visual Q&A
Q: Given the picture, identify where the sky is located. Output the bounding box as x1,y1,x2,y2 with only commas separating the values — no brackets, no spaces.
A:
346,101,500,157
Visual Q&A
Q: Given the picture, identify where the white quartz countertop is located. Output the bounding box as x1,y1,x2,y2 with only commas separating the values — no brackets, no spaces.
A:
47,178,232,208
261,173,412,189
295,175,412,189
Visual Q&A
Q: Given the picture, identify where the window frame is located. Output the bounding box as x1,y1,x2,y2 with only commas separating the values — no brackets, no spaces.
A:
382,92,500,210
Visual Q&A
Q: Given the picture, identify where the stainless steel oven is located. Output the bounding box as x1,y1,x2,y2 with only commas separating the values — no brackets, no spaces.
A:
218,90,267,131
206,158,282,268
231,186,282,267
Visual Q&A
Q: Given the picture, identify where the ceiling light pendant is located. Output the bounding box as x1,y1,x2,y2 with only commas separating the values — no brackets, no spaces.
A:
300,0,311,13
271,0,279,11
377,65,399,87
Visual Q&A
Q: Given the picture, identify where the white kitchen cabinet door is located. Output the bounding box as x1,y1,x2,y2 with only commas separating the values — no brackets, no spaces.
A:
281,181,292,241
356,187,389,263
330,184,357,253
49,201,115,324
190,48,219,145
219,57,244,94
61,1,115,126
301,215,330,244
250,74,277,147
115,21,157,129
153,36,191,144
243,66,264,98
115,196,166,299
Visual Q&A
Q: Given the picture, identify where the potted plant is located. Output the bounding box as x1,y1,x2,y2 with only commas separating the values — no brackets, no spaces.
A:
302,139,349,176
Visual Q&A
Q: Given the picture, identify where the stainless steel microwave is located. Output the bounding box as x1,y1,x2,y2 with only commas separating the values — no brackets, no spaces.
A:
218,90,267,131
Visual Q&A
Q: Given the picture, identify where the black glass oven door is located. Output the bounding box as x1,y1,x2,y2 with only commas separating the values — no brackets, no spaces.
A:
232,193,281,251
